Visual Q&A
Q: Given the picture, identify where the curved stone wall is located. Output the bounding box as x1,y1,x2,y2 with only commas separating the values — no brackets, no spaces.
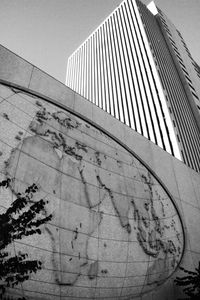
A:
1,45,200,300
0,84,184,299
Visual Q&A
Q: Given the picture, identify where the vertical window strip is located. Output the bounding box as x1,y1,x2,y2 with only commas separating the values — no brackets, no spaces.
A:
70,53,78,92
181,136,192,168
89,38,92,101
107,19,120,120
110,16,125,123
72,54,76,92
157,69,165,90
78,51,81,94
132,2,169,148
98,28,105,110
164,62,198,168
100,26,110,113
79,48,82,95
96,30,101,107
87,39,90,101
112,12,130,126
83,44,86,98
115,9,133,127
74,54,77,92
131,17,158,143
125,2,151,140
123,3,146,136
157,28,200,163
99,27,104,109
82,46,85,97
84,42,87,99
169,87,195,167
182,105,200,168
94,32,99,105
137,6,181,158
129,0,166,149
85,42,88,99
166,54,200,166
129,29,149,138
74,53,77,93
121,4,141,132
77,49,81,94
104,22,116,117
191,146,200,172
79,47,83,96
90,35,95,103
178,101,200,170
117,8,136,129
98,30,103,108
161,49,196,166
80,46,84,96
163,70,195,163
131,2,161,143
136,1,174,154
180,148,186,165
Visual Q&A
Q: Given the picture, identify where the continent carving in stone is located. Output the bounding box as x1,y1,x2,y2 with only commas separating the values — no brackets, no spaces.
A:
0,91,184,299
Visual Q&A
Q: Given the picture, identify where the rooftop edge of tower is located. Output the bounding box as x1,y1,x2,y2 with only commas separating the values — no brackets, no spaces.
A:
147,1,158,15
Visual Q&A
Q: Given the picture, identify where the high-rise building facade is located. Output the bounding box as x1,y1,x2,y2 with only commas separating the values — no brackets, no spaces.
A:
66,0,200,172
138,0,200,172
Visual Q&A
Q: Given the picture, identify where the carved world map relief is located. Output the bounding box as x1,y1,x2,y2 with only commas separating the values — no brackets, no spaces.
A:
0,84,184,299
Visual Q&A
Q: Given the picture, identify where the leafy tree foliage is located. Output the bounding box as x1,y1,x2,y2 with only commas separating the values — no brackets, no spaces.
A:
0,178,52,299
175,263,200,299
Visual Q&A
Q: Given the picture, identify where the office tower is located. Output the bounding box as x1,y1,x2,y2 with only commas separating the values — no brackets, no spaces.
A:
138,0,200,172
66,0,200,172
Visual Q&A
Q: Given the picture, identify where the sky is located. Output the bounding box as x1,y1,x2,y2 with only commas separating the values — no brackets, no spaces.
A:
0,0,199,83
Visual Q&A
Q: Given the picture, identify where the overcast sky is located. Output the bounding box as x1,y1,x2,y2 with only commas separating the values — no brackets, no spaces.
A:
0,0,199,83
